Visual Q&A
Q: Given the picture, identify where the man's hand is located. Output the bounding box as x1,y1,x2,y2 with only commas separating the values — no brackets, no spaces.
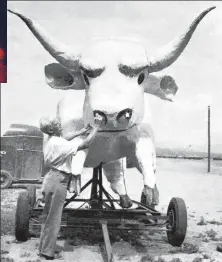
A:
66,124,92,140
77,116,103,151
85,123,92,130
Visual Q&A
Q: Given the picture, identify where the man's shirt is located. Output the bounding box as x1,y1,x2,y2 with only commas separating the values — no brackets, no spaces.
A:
43,136,79,174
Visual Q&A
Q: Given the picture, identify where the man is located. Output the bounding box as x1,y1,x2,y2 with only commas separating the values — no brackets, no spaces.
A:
39,116,103,260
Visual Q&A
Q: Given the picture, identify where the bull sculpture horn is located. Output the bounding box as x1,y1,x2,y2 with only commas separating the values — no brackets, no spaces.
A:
8,7,215,73
148,6,216,73
7,9,81,70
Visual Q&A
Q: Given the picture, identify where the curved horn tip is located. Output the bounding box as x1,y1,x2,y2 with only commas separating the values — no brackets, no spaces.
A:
202,6,216,15
207,6,216,12
7,9,29,24
7,9,16,14
193,6,216,28
7,9,21,17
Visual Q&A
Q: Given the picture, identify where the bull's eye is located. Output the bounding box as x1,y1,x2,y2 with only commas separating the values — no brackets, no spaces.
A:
83,74,90,85
80,66,105,78
138,73,145,85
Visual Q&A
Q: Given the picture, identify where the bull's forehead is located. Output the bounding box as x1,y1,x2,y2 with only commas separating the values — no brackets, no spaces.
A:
80,39,148,69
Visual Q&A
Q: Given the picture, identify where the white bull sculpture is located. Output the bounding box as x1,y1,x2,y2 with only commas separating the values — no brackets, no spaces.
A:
8,6,215,207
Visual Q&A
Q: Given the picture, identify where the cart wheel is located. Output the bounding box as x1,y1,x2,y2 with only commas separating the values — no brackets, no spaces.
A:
15,191,30,241
167,197,187,247
1,170,13,189
27,185,36,208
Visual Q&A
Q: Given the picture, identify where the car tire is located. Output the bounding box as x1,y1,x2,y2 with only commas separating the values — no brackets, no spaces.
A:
1,170,13,189
15,191,30,241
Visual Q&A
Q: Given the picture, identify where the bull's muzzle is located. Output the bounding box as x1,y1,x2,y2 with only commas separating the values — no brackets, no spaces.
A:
93,108,132,126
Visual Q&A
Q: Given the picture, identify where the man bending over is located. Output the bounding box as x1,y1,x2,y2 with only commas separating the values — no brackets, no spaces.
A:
39,116,103,259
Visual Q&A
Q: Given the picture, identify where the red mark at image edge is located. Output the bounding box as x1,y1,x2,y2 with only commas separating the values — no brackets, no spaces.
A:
0,48,7,83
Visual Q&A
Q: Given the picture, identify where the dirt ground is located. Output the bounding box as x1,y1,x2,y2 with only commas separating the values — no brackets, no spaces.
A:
1,158,222,262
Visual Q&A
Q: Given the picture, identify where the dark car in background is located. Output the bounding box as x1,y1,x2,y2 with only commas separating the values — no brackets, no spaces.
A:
1,124,44,189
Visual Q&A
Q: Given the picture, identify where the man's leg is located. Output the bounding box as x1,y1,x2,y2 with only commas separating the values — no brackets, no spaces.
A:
39,170,69,258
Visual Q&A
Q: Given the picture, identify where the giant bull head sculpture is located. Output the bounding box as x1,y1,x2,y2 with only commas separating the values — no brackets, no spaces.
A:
8,7,215,207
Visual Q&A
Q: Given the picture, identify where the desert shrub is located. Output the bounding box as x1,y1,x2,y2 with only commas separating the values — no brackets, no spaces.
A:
182,243,199,253
169,243,199,254
207,220,222,225
197,216,207,226
23,260,41,262
1,257,14,262
202,253,210,259
169,259,182,262
217,244,222,253
196,233,204,238
1,250,9,255
1,209,15,235
156,257,167,262
205,229,217,241
140,254,155,262
192,257,202,262
20,252,31,258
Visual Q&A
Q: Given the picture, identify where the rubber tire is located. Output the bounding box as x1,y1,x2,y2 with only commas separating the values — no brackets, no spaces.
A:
15,191,30,241
167,197,187,247
27,185,36,208
1,170,13,189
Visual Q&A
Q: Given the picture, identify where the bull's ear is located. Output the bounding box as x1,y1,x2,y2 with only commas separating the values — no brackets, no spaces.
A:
143,72,178,102
44,63,85,90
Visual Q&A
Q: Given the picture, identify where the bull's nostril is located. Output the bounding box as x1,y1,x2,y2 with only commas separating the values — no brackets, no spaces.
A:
116,108,132,122
125,111,131,119
93,110,107,124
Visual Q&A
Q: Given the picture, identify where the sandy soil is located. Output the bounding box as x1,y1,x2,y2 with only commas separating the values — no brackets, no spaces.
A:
1,158,222,262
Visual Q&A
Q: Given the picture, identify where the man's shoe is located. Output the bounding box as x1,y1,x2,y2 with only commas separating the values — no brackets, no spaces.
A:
39,252,63,260
39,253,54,260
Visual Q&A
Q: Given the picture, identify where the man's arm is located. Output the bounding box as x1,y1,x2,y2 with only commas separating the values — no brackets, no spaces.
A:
66,124,91,141
77,125,100,150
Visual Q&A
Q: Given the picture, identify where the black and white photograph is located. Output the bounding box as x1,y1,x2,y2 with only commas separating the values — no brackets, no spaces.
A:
1,1,222,262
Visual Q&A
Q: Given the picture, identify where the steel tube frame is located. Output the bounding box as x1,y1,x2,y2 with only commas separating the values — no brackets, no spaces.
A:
30,163,169,262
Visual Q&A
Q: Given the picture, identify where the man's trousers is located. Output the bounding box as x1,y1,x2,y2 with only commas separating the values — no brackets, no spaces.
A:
39,169,70,258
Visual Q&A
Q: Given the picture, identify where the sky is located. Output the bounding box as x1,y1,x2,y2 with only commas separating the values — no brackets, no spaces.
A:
2,1,222,153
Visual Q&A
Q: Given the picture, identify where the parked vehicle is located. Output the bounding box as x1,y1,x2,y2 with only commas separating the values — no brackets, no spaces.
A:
1,124,44,189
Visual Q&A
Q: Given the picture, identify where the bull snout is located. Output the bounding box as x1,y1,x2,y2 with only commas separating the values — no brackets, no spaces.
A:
93,108,132,127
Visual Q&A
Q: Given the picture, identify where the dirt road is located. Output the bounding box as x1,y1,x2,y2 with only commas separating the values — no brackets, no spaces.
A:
1,159,222,262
